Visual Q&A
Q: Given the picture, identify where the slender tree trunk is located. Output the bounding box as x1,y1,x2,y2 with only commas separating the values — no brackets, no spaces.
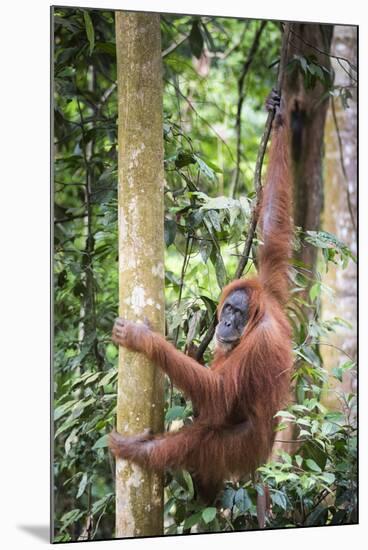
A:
115,12,165,538
285,23,333,273
321,25,357,408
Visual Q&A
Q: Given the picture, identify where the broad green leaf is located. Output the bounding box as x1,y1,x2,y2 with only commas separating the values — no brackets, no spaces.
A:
234,487,252,512
92,434,108,450
183,511,202,530
320,472,335,485
271,490,288,510
98,369,117,387
306,458,322,473
194,155,216,181
202,507,217,523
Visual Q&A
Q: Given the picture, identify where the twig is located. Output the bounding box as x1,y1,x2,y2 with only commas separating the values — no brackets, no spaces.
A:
196,23,291,362
165,79,235,162
235,23,290,278
208,21,249,60
316,341,355,362
54,213,87,224
162,33,190,58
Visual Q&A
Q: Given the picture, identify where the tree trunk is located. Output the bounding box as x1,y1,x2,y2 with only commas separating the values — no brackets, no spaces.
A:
273,24,333,457
321,25,357,408
115,12,165,538
285,23,333,273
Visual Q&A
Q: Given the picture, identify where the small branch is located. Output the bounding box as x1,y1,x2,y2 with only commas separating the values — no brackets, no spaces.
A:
196,23,291,362
162,33,190,58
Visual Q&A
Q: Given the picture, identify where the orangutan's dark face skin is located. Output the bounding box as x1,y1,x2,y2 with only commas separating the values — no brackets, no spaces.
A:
216,289,248,350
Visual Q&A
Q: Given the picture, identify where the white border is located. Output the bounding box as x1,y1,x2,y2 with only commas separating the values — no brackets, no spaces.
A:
1,1,366,549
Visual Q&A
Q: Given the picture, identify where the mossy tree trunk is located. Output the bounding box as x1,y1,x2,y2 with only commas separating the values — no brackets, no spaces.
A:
273,24,333,457
115,11,165,538
284,23,333,275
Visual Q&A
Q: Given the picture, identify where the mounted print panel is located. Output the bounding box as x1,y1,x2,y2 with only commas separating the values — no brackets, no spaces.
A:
52,5,358,542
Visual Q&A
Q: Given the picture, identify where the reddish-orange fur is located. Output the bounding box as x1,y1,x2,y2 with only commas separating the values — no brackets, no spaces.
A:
109,103,293,503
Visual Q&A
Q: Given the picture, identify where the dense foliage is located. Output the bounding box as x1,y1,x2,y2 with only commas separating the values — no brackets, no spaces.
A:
53,8,357,541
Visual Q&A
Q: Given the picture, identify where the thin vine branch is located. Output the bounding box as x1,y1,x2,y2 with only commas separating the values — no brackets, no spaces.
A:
196,23,291,362
162,33,190,58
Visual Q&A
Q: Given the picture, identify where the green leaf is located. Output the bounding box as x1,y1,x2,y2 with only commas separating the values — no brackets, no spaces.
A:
309,282,320,302
60,509,82,528
83,11,95,56
295,454,303,467
194,155,216,181
164,218,177,247
320,472,335,485
210,247,227,289
183,511,202,529
98,369,117,387
271,490,288,510
202,507,217,523
275,410,296,420
165,405,185,423
222,486,235,509
92,434,108,450
201,196,237,211
234,487,252,512
54,401,75,421
332,360,355,382
76,472,88,498
189,21,204,59
298,55,308,73
306,458,322,473
305,230,356,263
206,210,221,232
182,471,194,499
305,505,328,526
91,493,113,514
95,41,116,56
199,239,212,263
